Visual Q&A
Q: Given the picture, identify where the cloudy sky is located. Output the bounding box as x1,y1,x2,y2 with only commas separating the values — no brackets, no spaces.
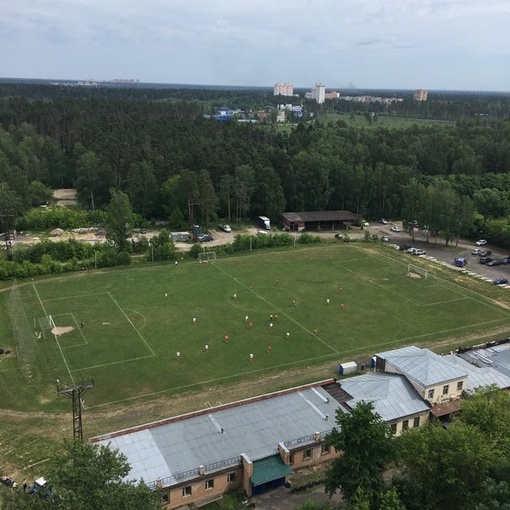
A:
1,0,509,91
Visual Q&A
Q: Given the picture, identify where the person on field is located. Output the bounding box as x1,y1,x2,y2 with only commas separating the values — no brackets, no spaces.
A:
249,353,254,362
176,351,181,360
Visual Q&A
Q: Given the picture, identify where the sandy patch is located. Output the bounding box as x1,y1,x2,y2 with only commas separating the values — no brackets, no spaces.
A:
51,326,75,336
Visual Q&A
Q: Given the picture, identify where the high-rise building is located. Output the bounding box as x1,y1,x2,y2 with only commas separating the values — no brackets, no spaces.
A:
413,89,428,101
273,83,294,96
311,83,326,104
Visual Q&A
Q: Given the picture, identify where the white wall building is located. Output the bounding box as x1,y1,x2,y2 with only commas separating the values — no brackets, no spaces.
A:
273,83,294,96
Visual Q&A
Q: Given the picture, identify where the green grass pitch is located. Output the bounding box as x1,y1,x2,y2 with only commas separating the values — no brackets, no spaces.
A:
1,244,508,412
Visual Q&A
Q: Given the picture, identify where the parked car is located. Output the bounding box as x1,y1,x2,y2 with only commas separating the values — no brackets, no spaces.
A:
479,257,493,264
472,248,483,255
407,248,426,256
502,258,510,265
399,244,411,251
493,278,509,285
381,235,389,242
390,226,401,232
475,239,488,246
334,233,344,239
478,250,492,257
379,218,388,224
219,224,232,233
454,257,468,267
486,260,502,266
199,234,214,242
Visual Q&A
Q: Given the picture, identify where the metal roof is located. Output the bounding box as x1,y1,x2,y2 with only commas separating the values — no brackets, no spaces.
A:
339,372,430,422
93,385,342,487
442,354,510,391
282,211,360,223
376,346,467,386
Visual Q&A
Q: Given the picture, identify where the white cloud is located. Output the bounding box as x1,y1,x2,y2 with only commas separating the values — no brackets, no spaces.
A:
0,0,509,89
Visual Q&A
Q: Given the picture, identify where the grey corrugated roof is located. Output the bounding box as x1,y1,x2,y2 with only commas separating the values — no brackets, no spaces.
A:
339,372,429,422
93,385,342,487
443,354,510,391
376,346,467,386
282,211,360,222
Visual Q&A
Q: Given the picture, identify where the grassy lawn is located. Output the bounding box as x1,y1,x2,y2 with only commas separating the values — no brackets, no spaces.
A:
1,244,508,415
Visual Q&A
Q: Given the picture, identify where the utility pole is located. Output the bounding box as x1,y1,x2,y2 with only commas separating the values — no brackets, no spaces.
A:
57,379,95,442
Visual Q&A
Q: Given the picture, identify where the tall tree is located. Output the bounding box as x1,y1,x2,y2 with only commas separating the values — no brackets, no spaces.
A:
105,188,133,252
325,401,395,508
395,423,493,510
198,169,217,227
218,173,234,222
234,164,255,222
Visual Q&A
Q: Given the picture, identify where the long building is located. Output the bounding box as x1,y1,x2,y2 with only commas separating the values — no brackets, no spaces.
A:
92,340,510,508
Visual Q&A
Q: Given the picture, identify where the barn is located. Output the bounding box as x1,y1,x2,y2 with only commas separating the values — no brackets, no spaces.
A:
281,211,361,232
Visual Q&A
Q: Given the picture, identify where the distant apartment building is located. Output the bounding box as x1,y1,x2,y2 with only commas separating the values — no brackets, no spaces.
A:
325,91,340,100
413,89,428,101
310,83,326,104
273,83,294,96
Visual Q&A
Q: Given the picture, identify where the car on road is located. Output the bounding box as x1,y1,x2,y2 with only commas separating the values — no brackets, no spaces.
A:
475,239,488,246
198,234,214,242
407,247,426,256
399,244,412,251
493,278,509,285
390,226,401,232
486,260,502,266
472,248,483,255
379,218,388,224
479,257,493,264
335,233,344,239
218,224,232,233
381,235,389,242
478,250,492,257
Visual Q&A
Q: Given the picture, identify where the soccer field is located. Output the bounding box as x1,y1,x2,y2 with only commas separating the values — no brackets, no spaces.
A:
2,244,509,411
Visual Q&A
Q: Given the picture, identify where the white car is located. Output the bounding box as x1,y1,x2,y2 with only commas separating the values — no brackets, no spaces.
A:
219,224,232,233
475,239,487,246
407,247,426,256
390,226,401,232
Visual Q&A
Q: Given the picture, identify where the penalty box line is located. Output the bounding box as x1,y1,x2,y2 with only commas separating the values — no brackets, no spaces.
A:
211,262,339,355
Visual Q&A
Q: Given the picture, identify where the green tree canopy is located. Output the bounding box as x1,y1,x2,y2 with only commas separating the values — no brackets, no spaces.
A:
105,188,133,252
325,401,395,508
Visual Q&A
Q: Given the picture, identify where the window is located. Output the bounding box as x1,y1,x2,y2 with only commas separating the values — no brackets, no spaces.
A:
303,449,313,460
402,419,409,430
390,423,397,435
413,417,420,428
182,486,192,497
428,389,435,399
162,493,169,503
205,479,214,490
227,472,236,483
457,381,463,391
443,385,449,395
321,443,330,455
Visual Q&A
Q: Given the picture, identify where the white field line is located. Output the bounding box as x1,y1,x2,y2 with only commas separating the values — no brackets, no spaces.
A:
86,352,337,409
32,284,74,382
108,292,155,356
211,262,339,354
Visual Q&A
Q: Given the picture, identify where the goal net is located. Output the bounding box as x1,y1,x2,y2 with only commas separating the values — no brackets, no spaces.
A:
198,251,217,262
407,263,428,279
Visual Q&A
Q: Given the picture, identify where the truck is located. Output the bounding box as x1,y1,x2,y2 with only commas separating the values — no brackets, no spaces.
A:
258,216,271,230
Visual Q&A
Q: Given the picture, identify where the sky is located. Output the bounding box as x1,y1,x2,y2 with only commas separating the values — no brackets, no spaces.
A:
1,0,509,91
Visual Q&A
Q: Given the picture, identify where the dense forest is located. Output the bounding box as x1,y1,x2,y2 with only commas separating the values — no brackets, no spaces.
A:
1,83,510,245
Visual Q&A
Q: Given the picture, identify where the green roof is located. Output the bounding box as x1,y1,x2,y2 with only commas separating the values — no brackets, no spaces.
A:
250,455,293,486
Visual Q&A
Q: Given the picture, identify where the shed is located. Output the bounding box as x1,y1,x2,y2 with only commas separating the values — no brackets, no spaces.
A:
282,211,361,232
339,361,358,375
171,232,189,242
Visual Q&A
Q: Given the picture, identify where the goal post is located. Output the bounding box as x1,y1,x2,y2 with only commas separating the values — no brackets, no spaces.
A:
407,263,428,279
198,251,217,263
